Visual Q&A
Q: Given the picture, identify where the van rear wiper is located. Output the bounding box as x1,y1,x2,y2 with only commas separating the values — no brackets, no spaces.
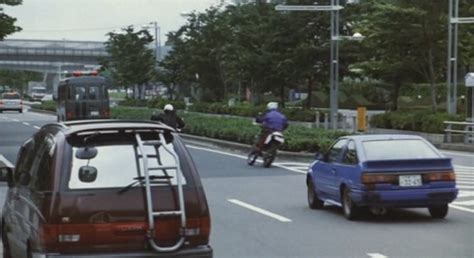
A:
117,175,173,195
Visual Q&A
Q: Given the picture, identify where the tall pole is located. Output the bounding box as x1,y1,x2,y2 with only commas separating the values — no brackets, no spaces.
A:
330,0,340,129
447,0,459,114
153,21,159,63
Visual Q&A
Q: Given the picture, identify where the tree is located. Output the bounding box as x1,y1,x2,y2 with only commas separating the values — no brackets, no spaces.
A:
0,70,42,93
0,0,22,40
103,26,155,99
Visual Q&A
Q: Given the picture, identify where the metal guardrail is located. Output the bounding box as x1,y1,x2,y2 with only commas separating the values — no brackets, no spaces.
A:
444,121,474,144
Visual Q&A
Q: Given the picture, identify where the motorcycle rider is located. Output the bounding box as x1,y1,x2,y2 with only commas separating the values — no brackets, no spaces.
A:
150,104,185,131
253,102,288,152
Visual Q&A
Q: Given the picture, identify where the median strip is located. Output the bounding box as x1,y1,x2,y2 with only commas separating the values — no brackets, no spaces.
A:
228,199,292,222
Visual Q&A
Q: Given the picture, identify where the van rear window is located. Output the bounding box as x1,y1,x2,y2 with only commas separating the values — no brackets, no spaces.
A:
69,142,187,190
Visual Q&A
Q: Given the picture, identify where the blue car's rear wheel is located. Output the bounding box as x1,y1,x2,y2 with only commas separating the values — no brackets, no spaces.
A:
428,204,448,219
342,187,361,220
307,181,324,209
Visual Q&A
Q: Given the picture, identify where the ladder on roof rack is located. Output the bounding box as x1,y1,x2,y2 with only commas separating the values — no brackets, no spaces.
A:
135,132,186,252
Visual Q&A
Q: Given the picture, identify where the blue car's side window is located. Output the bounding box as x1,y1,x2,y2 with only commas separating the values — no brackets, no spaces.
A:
342,141,358,165
327,139,348,163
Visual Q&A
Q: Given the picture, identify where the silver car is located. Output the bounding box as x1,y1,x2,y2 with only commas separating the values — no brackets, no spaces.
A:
0,92,23,113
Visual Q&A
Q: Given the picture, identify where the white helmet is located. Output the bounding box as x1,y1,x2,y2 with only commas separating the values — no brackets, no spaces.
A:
164,104,174,111
267,102,278,110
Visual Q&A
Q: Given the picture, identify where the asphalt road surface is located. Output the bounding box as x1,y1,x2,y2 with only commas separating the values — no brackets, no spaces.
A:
0,110,473,258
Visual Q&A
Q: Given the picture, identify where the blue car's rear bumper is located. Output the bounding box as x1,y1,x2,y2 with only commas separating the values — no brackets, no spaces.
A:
351,187,458,208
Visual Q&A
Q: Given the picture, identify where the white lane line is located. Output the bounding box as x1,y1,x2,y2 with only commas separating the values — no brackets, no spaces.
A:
1,116,7,119
33,126,41,130
228,199,292,222
442,151,474,158
186,145,306,174
12,119,19,122
22,122,30,126
455,165,474,169
457,185,474,189
456,181,474,185
450,204,474,213
367,253,388,258
0,154,14,167
458,191,474,198
452,200,474,206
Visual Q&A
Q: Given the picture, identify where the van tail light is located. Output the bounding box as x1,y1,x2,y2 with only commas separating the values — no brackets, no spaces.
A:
423,171,456,182
103,110,110,117
0,101,3,104
66,112,74,119
361,173,398,185
185,216,211,245
20,100,23,105
38,224,58,251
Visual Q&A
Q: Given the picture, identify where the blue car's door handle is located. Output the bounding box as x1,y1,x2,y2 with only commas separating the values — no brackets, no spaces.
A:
331,169,337,174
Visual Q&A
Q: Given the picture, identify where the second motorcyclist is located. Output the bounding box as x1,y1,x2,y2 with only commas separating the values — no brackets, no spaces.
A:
150,104,185,131
253,102,288,153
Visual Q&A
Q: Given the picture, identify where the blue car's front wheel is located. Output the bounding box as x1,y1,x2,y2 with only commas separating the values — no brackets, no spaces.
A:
307,181,324,209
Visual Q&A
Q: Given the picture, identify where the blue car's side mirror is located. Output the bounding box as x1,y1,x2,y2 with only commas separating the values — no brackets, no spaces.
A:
315,152,324,161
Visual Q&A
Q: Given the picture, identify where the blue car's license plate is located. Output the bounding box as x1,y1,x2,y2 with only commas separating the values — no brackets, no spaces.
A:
399,175,422,187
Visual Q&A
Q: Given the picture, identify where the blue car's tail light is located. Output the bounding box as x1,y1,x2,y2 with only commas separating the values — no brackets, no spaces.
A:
361,173,398,185
422,171,456,182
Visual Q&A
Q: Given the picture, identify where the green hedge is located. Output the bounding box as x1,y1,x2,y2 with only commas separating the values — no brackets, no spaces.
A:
370,110,464,134
119,98,186,110
31,101,56,112
110,106,348,152
189,102,330,122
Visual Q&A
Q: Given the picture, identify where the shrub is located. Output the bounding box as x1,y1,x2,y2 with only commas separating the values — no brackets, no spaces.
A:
110,106,349,152
370,110,464,133
31,101,56,112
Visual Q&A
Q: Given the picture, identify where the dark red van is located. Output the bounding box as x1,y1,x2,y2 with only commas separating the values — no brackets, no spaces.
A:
0,120,212,257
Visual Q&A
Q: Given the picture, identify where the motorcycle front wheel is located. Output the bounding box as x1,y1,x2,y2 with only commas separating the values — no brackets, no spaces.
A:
247,151,258,166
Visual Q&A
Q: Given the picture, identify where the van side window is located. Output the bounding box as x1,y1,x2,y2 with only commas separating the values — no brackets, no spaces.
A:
15,138,36,186
30,136,55,191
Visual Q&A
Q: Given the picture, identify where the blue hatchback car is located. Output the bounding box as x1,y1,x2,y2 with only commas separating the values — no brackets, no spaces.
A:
306,134,458,220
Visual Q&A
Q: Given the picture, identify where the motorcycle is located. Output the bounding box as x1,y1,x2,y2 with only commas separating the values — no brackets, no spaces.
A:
247,130,285,168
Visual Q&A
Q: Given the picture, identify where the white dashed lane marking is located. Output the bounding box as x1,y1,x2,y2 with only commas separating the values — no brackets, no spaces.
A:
228,199,292,223
22,122,30,126
33,126,41,130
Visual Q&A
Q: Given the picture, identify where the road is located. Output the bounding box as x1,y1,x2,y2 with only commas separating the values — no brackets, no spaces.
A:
0,110,473,258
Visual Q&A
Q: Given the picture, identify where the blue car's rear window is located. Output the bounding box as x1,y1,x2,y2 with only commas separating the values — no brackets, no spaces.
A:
362,139,440,160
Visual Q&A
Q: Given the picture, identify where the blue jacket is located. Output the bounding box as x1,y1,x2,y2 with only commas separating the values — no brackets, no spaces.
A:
258,109,288,131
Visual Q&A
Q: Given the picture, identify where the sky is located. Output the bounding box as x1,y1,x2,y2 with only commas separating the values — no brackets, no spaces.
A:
3,0,226,42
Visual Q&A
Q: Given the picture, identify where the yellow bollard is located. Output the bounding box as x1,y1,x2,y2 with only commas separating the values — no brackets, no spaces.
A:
357,107,367,132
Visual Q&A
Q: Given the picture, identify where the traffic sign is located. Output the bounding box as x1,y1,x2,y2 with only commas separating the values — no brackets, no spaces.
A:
275,5,343,12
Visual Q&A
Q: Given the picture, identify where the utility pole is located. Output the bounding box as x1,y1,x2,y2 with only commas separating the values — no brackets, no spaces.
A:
276,3,344,129
447,0,474,114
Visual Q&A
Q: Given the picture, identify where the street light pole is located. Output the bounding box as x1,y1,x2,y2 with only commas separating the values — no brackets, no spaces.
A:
447,0,474,114
143,22,161,64
330,0,340,129
276,3,344,129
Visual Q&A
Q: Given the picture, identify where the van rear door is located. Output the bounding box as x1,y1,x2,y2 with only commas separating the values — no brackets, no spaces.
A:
50,133,209,254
